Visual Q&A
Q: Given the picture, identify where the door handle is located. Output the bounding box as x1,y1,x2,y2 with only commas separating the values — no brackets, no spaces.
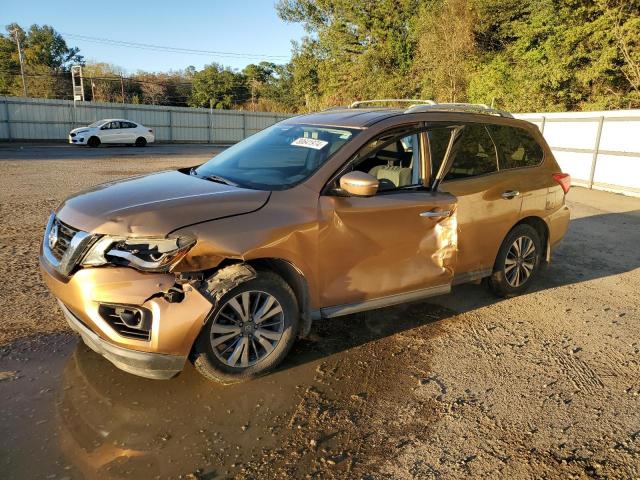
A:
501,190,520,199
420,210,451,218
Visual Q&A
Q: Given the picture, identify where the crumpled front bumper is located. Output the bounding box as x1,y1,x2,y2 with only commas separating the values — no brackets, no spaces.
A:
59,300,185,380
40,256,213,380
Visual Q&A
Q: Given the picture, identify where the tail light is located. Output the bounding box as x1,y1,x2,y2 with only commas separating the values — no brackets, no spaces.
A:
553,173,571,194
148,129,153,133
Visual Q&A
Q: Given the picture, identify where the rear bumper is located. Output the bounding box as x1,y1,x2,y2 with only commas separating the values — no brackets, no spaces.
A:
549,204,571,248
60,300,185,380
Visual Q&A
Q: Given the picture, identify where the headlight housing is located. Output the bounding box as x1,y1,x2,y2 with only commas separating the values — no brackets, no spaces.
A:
81,235,196,272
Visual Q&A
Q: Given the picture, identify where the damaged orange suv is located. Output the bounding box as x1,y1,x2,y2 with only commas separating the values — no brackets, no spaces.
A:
40,101,570,382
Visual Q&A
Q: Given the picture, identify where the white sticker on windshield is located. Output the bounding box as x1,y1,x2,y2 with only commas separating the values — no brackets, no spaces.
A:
291,137,329,150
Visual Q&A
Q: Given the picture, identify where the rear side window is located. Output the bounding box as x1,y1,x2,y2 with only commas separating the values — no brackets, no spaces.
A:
488,125,544,169
444,124,497,180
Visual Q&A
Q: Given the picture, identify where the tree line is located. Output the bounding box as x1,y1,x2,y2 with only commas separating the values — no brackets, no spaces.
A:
1,0,639,113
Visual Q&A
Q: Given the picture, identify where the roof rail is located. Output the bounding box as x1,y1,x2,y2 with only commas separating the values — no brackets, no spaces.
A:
349,99,436,109
405,102,513,118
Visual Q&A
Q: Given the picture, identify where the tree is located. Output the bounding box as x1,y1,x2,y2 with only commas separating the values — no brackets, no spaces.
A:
412,0,477,103
277,0,423,106
468,0,640,110
241,61,299,112
82,62,124,103
0,23,82,98
189,63,248,109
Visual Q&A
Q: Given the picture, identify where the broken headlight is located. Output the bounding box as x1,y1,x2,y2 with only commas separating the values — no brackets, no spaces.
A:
82,235,196,272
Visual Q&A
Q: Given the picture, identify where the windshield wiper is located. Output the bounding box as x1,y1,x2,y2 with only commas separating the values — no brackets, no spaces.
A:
203,174,238,187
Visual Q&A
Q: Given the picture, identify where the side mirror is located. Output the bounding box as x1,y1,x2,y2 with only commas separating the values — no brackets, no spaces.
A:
339,171,379,197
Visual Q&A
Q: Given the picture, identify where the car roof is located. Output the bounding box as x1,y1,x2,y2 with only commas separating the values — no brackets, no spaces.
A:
282,108,403,129
99,118,138,123
281,107,533,130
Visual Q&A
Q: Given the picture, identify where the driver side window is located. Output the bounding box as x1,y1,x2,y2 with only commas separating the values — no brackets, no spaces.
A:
349,130,423,192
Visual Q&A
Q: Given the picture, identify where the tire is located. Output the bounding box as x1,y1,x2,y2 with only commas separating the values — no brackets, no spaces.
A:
135,137,147,147
87,136,100,148
192,270,299,384
488,224,542,298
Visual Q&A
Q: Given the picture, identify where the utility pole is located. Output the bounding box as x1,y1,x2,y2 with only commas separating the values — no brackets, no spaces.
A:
11,28,28,97
120,75,125,104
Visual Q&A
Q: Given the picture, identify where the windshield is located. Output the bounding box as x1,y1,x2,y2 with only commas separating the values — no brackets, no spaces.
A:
88,120,106,128
194,124,358,190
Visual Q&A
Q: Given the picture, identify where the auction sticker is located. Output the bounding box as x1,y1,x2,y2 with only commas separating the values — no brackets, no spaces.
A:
291,137,329,150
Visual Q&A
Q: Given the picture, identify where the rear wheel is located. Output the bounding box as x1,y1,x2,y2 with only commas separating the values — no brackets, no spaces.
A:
87,136,100,148
135,137,147,147
489,224,542,297
192,271,299,384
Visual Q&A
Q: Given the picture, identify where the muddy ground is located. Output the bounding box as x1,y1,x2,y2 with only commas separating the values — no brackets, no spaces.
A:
0,144,638,479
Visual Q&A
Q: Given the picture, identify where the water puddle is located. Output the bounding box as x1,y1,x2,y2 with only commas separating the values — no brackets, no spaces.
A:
0,302,454,479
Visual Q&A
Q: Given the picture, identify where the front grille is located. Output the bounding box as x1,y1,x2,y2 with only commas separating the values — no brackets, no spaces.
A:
51,219,79,260
98,304,152,341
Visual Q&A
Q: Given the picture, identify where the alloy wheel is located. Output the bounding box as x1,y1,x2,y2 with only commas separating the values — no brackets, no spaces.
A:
504,235,537,287
210,290,284,368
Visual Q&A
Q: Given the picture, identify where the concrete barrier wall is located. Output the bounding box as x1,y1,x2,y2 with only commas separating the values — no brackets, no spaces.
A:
0,96,292,144
515,110,640,197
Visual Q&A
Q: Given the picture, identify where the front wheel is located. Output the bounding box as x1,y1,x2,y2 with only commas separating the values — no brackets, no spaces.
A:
488,224,542,297
192,271,299,383
87,136,100,148
135,137,147,147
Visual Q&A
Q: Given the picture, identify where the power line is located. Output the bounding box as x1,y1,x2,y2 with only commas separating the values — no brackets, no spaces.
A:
60,32,290,61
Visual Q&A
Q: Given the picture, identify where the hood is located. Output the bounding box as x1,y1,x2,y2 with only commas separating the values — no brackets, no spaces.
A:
55,170,270,236
70,127,92,134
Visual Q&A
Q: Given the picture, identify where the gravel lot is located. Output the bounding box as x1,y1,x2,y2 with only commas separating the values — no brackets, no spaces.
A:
0,144,638,479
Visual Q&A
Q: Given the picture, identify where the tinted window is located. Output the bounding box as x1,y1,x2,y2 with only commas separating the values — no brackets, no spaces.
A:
444,124,497,180
195,124,357,190
488,125,544,169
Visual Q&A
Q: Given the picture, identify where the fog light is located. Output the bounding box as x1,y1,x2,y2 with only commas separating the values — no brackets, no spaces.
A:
98,304,152,340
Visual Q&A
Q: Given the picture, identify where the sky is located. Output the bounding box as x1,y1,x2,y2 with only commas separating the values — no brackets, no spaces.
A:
2,0,307,73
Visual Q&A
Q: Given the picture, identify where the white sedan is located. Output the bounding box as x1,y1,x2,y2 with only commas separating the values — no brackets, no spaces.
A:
68,119,155,147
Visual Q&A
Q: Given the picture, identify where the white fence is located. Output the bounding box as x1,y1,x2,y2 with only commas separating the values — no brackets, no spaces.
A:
1,96,638,196
515,110,640,197
0,96,291,144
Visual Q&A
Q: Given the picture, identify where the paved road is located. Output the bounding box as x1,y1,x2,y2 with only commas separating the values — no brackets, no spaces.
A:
0,142,225,160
